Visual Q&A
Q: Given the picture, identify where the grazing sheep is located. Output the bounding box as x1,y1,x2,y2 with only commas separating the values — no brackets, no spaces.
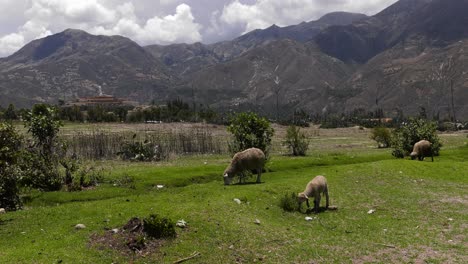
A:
410,140,433,162
297,175,329,213
223,148,266,185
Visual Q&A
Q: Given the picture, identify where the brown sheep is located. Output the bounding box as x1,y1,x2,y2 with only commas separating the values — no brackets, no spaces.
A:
223,148,266,185
410,140,433,162
297,175,329,213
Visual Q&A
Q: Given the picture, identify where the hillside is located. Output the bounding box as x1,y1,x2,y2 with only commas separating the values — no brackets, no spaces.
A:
0,0,467,119
0,29,171,107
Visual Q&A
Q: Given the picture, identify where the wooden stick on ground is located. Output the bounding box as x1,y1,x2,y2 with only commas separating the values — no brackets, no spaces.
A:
173,251,201,264
372,243,396,248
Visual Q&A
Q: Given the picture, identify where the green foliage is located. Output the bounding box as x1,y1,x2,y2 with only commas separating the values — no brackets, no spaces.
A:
118,140,165,162
391,118,441,158
4,104,18,121
24,104,62,155
143,214,176,239
283,125,309,156
370,127,391,148
0,122,23,210
279,192,300,212
227,112,274,156
22,104,64,191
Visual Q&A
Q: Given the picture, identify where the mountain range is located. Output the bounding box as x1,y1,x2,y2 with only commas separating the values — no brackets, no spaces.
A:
0,0,467,120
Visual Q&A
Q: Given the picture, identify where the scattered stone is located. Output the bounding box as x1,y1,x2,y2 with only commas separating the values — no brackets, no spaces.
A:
305,216,316,221
176,220,187,228
156,185,164,189
233,198,241,204
75,224,86,230
111,228,119,234
328,205,338,210
0,208,5,214
254,219,261,225
229,245,234,249
448,218,453,221
367,209,376,214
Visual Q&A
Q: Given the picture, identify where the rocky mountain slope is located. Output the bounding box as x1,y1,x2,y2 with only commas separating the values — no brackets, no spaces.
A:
144,12,367,77
0,0,467,120
0,29,170,107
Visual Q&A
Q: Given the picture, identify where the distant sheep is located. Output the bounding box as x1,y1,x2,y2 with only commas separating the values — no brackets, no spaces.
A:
410,140,433,162
223,148,266,185
297,175,329,213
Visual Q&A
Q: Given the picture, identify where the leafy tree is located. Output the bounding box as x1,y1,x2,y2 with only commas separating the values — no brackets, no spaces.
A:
391,118,441,158
4,104,17,120
283,125,309,156
22,104,63,191
0,122,23,210
227,112,274,157
370,127,391,148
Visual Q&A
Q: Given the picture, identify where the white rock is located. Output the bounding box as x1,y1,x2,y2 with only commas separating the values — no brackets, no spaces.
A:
367,209,376,214
111,228,119,234
233,198,241,204
0,208,5,214
156,185,164,189
254,219,261,225
75,224,86,230
176,220,187,228
305,217,315,221
448,218,453,221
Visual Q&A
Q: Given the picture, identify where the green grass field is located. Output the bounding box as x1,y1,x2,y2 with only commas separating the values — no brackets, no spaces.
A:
1,129,467,263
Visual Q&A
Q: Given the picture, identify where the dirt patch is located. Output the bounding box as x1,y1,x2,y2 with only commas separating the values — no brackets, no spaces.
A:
352,245,464,264
89,217,174,258
440,196,468,206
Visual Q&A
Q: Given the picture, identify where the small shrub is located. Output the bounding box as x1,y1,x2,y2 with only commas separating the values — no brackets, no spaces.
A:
280,192,299,212
283,125,309,156
118,140,164,161
370,127,391,148
227,112,274,157
143,214,176,239
391,118,441,158
21,105,64,191
0,122,23,210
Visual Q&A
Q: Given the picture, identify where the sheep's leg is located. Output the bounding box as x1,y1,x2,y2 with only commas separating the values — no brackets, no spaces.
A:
324,188,329,209
314,194,321,213
256,167,262,183
306,199,310,209
240,172,245,184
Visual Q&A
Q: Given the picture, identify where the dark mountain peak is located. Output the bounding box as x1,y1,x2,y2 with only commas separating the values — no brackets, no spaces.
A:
375,0,433,18
317,12,368,25
3,28,144,65
314,0,468,63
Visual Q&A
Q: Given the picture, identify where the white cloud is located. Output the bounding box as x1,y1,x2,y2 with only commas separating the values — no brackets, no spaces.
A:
0,0,202,57
91,3,201,44
0,0,399,57
219,0,397,35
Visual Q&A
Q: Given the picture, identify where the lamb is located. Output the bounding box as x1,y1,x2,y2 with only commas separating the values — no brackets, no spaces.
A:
223,148,266,185
410,140,433,162
297,175,329,213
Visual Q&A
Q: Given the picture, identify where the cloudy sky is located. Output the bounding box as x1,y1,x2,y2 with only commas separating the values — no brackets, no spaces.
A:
0,0,398,57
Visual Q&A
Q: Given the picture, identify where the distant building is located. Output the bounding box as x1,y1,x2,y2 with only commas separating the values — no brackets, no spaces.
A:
65,95,137,107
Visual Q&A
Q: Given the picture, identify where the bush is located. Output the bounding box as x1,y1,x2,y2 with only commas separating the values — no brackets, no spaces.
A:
118,140,164,161
279,192,300,212
22,105,64,191
0,122,23,210
370,127,391,148
391,118,441,158
143,214,176,239
227,112,274,157
283,125,309,156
